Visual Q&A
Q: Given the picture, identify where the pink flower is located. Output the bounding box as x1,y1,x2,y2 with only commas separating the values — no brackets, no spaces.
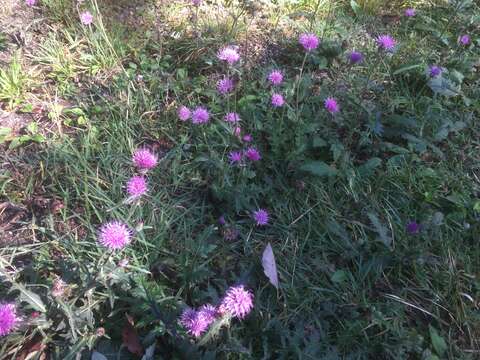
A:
404,8,415,17
253,208,269,226
98,221,132,250
459,34,470,46
228,151,243,164
132,148,158,170
25,0,37,6
217,46,240,65
242,134,252,142
267,70,283,86
324,97,339,114
178,106,191,121
126,176,147,198
192,0,202,6
233,126,242,137
217,77,234,95
245,147,261,162
299,33,319,52
0,303,17,336
191,107,210,124
271,93,284,107
220,285,254,319
377,35,396,51
179,307,214,337
224,112,241,123
80,11,93,25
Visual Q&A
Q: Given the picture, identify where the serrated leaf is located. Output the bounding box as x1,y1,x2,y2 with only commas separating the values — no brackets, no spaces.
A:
300,161,337,177
11,282,47,313
262,243,279,289
429,325,447,356
428,76,460,97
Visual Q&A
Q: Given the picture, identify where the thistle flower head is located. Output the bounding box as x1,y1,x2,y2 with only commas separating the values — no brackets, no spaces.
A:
25,0,37,6
220,285,254,319
459,34,470,46
126,176,147,198
98,221,132,250
0,303,17,336
406,221,421,235
179,307,212,337
192,0,202,6
377,34,396,51
242,134,252,142
404,8,416,17
348,51,364,64
80,11,93,25
245,147,261,162
267,70,283,86
191,107,210,124
197,304,217,325
271,93,285,107
178,106,191,121
253,208,269,226
224,112,241,123
228,151,243,164
324,97,339,114
132,148,158,170
299,33,319,52
428,65,442,78
217,77,234,95
217,46,240,65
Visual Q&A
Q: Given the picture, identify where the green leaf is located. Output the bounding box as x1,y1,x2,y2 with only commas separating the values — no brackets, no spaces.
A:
26,122,38,134
331,270,348,284
367,212,392,247
11,282,47,312
358,158,382,176
429,325,447,356
0,127,12,144
393,64,422,75
428,76,460,97
300,161,337,177
350,0,362,16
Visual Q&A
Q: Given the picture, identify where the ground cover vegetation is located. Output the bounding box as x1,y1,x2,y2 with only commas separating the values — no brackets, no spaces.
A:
0,0,480,358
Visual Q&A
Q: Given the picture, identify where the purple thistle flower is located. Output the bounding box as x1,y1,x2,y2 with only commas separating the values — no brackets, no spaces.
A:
224,112,241,123
217,46,240,65
198,304,217,325
228,151,243,164
132,148,158,170
80,11,93,25
191,107,210,124
242,134,252,142
245,147,261,162
267,70,283,86
179,308,211,338
126,176,147,198
0,303,17,336
253,208,269,226
377,34,396,51
459,34,470,46
218,215,226,225
406,221,421,235
324,97,339,114
220,285,254,319
192,0,202,6
25,0,37,6
217,77,234,95
404,8,416,17
348,51,364,64
271,93,285,107
299,33,319,52
178,106,191,121
98,221,132,250
428,65,442,78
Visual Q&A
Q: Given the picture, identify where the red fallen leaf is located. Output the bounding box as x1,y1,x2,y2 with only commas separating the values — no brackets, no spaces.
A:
122,314,144,356
17,336,46,360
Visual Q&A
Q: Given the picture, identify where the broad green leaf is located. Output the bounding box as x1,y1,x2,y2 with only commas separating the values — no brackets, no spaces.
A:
0,127,12,144
428,76,460,97
429,325,447,356
350,0,362,16
331,270,348,283
300,161,337,177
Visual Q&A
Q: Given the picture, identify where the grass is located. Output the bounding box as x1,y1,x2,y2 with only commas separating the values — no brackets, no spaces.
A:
0,0,480,359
